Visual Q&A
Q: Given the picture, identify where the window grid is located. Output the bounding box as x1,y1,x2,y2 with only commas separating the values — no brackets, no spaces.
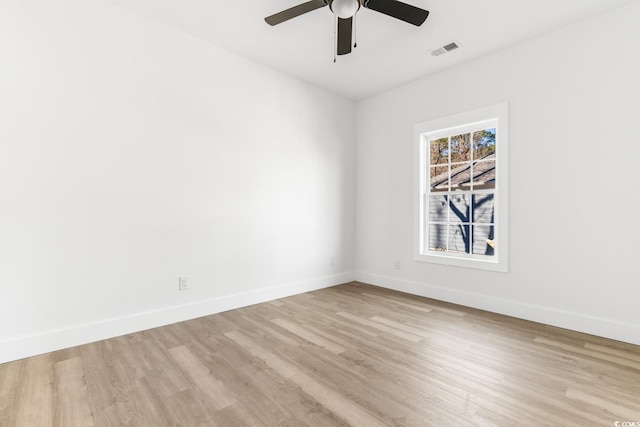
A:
425,127,496,258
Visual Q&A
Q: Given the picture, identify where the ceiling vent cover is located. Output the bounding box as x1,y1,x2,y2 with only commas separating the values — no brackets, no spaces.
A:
430,41,461,57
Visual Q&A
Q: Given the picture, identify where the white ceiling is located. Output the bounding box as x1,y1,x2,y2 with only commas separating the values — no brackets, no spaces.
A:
105,0,635,100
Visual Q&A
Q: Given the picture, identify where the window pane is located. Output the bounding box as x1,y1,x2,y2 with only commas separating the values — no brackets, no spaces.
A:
450,162,471,191
428,224,448,252
428,195,448,222
472,193,494,223
430,166,449,192
451,133,471,163
448,224,470,254
473,128,496,160
472,159,495,189
430,138,449,165
473,225,495,256
449,194,470,223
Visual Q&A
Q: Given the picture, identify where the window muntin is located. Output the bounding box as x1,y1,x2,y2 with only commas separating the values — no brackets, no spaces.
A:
426,125,496,258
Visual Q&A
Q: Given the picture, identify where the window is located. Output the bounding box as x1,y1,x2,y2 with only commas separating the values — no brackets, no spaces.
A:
414,103,508,272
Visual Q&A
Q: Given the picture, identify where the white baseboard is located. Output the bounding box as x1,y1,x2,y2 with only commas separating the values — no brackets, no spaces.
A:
0,272,355,364
356,271,640,346
4,270,636,365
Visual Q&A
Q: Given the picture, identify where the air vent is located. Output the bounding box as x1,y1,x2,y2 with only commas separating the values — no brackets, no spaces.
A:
430,41,462,57
443,42,459,52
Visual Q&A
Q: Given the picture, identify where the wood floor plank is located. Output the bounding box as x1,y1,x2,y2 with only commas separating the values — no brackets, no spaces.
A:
535,336,640,370
53,357,95,426
11,355,53,427
0,360,23,427
271,317,347,354
565,387,640,421
165,388,223,427
225,330,300,379
336,311,423,342
224,331,348,426
2,281,640,426
361,292,464,316
168,345,237,411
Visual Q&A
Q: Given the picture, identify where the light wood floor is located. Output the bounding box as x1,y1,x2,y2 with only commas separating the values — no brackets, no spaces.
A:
1,282,639,426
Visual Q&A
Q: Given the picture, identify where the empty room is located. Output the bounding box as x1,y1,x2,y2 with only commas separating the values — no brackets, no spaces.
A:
1,0,639,425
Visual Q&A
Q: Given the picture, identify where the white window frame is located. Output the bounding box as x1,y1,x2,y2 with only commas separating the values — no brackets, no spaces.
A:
413,102,509,272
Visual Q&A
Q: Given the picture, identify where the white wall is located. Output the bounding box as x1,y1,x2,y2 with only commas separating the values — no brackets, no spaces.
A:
0,0,355,363
355,1,640,345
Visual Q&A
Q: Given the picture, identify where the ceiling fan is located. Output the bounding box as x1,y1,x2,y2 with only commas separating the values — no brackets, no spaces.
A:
265,0,429,58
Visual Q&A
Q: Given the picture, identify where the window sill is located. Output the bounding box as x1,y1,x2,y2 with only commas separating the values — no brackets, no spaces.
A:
414,252,508,272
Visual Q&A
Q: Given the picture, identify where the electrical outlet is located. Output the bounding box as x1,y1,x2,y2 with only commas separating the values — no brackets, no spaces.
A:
394,260,401,270
178,276,190,291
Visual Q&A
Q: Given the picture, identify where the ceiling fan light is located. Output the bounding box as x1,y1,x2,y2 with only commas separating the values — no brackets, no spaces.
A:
330,0,359,19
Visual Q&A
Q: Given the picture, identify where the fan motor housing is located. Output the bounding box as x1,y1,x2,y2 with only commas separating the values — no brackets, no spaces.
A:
329,0,362,18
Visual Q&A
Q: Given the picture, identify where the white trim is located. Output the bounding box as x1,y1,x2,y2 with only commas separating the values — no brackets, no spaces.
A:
413,102,509,272
0,272,355,364
356,271,640,346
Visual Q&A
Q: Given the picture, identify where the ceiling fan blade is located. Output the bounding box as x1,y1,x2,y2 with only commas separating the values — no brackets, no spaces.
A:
265,0,327,26
363,0,429,26
337,17,353,55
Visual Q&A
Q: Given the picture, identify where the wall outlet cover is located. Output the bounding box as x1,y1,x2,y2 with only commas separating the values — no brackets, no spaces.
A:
178,276,190,291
